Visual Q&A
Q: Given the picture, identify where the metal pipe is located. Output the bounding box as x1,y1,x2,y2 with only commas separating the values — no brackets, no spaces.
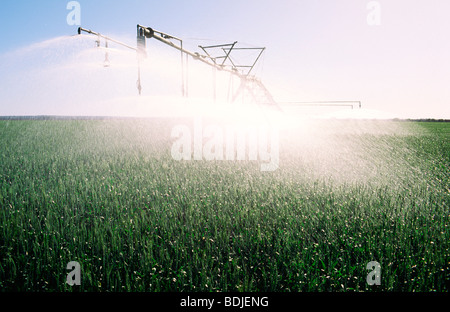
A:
137,24,182,41
137,25,245,79
246,47,265,76
78,27,137,51
160,33,245,79
221,42,237,66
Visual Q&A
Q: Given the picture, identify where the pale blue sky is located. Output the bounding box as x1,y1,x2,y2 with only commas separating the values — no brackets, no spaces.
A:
0,0,449,118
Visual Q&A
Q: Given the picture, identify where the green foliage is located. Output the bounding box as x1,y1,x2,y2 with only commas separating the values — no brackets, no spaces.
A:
0,119,448,292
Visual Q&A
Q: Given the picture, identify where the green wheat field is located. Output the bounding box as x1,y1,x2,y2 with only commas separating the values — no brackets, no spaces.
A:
0,118,449,292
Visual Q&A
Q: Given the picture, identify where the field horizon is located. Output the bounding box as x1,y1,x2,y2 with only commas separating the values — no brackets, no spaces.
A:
1,115,449,122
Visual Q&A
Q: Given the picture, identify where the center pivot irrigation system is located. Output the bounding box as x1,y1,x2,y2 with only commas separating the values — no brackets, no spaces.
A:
77,25,362,112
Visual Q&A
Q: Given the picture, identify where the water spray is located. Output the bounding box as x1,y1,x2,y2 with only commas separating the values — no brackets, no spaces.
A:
78,27,142,93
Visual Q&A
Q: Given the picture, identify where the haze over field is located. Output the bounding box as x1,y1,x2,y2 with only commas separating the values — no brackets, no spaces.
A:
1,118,449,292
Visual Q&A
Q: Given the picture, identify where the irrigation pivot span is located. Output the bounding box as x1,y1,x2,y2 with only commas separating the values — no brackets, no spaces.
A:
77,25,361,112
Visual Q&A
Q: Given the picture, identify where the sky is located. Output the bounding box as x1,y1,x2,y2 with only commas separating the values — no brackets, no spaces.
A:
0,0,449,119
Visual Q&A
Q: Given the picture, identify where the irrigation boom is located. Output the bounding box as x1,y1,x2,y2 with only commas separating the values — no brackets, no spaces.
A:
138,25,244,78
78,27,137,51
77,25,361,112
